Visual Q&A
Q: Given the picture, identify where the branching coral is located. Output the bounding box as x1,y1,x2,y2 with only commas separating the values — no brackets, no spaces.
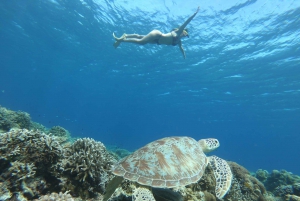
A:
0,129,64,199
0,129,62,167
57,138,117,198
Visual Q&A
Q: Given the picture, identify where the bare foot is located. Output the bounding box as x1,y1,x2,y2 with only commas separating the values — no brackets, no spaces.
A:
113,33,126,40
113,33,126,48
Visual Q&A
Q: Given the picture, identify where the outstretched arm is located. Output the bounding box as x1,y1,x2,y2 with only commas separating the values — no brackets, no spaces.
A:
178,7,200,33
178,41,186,59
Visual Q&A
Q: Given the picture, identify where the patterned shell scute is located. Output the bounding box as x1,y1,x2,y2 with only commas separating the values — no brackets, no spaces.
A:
113,136,207,188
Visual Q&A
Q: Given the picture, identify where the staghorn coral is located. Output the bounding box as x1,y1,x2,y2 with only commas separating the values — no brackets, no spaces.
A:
57,137,117,199
0,129,63,168
0,129,64,199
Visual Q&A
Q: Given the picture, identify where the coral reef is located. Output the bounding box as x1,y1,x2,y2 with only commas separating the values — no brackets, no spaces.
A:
0,106,31,132
180,161,269,201
259,170,300,192
0,129,63,169
286,194,300,201
48,125,71,143
34,191,75,201
0,106,48,133
224,162,267,201
1,106,300,201
56,137,117,199
0,129,63,199
0,129,116,200
255,169,300,200
256,169,269,183
0,182,12,201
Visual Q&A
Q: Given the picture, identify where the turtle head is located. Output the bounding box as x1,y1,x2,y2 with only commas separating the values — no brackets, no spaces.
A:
198,138,220,153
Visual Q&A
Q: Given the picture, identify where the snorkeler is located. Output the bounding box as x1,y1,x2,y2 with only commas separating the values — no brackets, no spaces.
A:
113,6,200,59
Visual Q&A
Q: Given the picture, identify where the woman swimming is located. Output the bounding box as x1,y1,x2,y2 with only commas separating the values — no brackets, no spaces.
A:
113,7,200,59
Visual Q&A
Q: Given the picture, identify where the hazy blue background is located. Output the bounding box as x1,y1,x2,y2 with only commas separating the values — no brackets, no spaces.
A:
1,0,300,174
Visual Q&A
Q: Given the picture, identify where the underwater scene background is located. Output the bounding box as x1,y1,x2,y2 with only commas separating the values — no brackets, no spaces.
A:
1,0,300,178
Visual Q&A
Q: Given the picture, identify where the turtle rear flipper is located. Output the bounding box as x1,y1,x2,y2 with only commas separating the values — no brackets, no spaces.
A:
208,155,233,199
103,176,123,201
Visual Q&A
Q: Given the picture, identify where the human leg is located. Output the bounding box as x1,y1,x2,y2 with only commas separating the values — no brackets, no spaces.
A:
121,30,162,45
125,34,144,39
113,30,162,48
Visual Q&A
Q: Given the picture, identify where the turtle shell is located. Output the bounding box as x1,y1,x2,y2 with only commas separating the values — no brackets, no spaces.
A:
113,136,208,188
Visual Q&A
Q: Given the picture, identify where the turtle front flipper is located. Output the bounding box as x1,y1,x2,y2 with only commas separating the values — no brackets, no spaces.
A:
103,176,123,201
208,155,233,199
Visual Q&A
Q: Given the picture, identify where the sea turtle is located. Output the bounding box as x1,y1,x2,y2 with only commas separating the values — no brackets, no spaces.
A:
103,136,233,200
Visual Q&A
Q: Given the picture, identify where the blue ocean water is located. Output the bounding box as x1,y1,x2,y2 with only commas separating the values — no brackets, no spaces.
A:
0,0,300,174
